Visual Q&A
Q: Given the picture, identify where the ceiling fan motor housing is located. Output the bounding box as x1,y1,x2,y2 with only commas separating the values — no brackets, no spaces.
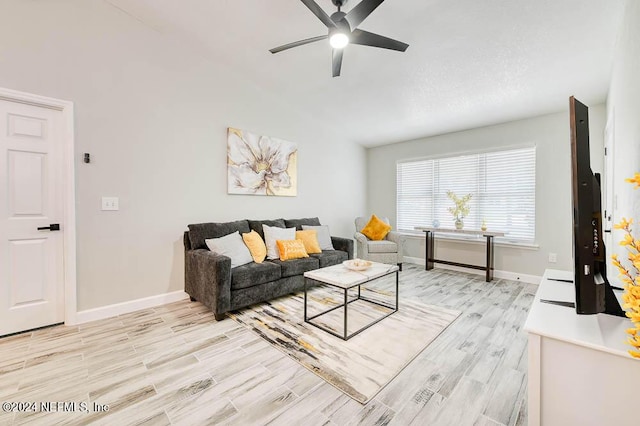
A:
330,11,351,32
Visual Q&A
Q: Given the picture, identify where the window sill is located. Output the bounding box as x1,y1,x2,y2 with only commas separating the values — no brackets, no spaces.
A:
398,231,539,250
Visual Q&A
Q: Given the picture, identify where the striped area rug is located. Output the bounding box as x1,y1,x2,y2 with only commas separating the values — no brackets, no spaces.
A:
229,286,460,404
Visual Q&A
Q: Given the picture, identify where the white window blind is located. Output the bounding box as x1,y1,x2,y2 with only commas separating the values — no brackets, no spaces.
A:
397,146,536,243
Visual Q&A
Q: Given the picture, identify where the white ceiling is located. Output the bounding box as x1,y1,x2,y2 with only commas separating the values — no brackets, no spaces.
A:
106,0,626,147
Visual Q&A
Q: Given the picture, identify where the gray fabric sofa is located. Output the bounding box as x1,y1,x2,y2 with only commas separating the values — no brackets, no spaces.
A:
184,217,354,320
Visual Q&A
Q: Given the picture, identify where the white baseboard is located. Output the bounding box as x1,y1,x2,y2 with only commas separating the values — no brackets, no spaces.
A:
403,256,541,284
74,290,189,325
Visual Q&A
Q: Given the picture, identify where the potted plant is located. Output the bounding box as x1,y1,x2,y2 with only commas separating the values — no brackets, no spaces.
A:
447,191,472,230
611,172,640,358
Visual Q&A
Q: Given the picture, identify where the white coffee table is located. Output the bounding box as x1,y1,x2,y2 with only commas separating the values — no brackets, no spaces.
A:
303,261,399,340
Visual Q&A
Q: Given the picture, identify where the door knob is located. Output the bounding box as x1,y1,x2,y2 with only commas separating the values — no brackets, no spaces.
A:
37,224,60,231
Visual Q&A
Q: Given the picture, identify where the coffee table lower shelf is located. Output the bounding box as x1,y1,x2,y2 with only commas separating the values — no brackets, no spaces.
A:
303,268,399,341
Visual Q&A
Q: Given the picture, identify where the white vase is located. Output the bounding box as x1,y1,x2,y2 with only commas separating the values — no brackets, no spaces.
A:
454,218,464,230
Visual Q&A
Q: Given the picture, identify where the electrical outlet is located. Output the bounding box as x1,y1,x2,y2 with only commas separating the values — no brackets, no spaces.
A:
101,197,119,211
548,253,557,263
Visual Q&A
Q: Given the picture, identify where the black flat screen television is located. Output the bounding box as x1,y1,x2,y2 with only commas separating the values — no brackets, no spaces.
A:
569,96,624,317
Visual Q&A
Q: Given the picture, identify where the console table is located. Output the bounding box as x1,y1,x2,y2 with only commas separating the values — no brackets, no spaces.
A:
524,269,637,426
414,227,505,282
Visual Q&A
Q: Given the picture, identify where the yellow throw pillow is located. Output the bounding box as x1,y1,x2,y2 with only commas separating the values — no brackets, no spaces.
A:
276,239,309,261
242,230,266,263
295,230,322,254
360,214,392,241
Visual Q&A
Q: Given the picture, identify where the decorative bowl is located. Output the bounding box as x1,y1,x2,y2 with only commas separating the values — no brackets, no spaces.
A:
343,259,372,271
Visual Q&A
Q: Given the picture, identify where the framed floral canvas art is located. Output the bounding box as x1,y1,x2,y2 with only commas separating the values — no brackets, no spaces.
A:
227,128,298,196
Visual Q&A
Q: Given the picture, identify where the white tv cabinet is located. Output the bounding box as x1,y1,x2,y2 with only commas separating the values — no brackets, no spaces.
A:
524,269,639,426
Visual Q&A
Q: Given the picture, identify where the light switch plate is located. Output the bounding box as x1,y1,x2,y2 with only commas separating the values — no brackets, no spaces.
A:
101,197,119,211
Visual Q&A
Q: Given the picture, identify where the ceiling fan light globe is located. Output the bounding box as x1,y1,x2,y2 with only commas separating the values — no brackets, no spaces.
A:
330,33,349,49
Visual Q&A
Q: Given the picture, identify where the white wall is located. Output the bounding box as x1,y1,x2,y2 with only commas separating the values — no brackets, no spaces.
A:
0,0,366,311
607,0,640,279
367,106,606,278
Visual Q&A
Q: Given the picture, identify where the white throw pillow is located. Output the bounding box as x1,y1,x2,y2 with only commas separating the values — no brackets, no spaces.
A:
205,231,253,268
302,225,334,250
263,225,296,260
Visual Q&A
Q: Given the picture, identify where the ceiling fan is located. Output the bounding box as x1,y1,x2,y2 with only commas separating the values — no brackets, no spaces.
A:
269,0,409,77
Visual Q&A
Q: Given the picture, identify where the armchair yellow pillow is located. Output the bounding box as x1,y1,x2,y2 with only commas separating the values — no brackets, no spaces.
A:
295,230,322,254
360,214,392,241
276,239,309,261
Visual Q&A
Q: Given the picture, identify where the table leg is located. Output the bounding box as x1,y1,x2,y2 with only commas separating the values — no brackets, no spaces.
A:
395,270,399,310
304,278,308,321
344,288,348,340
486,236,494,282
425,230,434,270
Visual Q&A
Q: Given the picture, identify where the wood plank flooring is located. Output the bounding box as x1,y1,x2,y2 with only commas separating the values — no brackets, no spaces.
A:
0,265,535,425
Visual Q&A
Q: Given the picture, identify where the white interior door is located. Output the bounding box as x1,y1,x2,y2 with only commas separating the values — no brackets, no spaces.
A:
0,99,65,336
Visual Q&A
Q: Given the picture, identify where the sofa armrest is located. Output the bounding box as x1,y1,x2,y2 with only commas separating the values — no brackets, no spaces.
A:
185,249,231,318
353,232,369,259
385,231,405,257
183,231,192,251
331,236,354,260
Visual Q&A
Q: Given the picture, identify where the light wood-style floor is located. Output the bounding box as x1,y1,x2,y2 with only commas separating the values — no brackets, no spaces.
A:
0,265,534,425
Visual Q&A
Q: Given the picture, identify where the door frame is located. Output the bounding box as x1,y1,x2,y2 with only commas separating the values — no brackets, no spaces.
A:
0,87,77,326
603,109,616,281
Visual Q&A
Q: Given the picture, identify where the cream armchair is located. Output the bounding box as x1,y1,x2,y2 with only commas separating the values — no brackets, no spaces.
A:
354,216,404,271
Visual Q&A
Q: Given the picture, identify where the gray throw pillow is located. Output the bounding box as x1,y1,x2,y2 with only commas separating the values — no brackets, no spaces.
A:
205,231,253,268
263,224,296,260
302,225,334,250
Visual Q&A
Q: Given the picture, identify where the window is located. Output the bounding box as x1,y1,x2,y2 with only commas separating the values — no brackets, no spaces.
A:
396,146,536,243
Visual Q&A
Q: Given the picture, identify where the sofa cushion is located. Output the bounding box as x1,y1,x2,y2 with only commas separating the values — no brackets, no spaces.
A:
188,220,250,250
271,257,320,278
231,261,282,290
284,217,321,231
367,240,398,253
248,219,285,240
311,250,348,268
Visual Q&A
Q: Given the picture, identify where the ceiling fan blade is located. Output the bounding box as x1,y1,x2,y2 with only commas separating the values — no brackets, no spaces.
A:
300,0,336,28
345,0,385,29
332,48,344,77
269,35,328,54
350,29,409,52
